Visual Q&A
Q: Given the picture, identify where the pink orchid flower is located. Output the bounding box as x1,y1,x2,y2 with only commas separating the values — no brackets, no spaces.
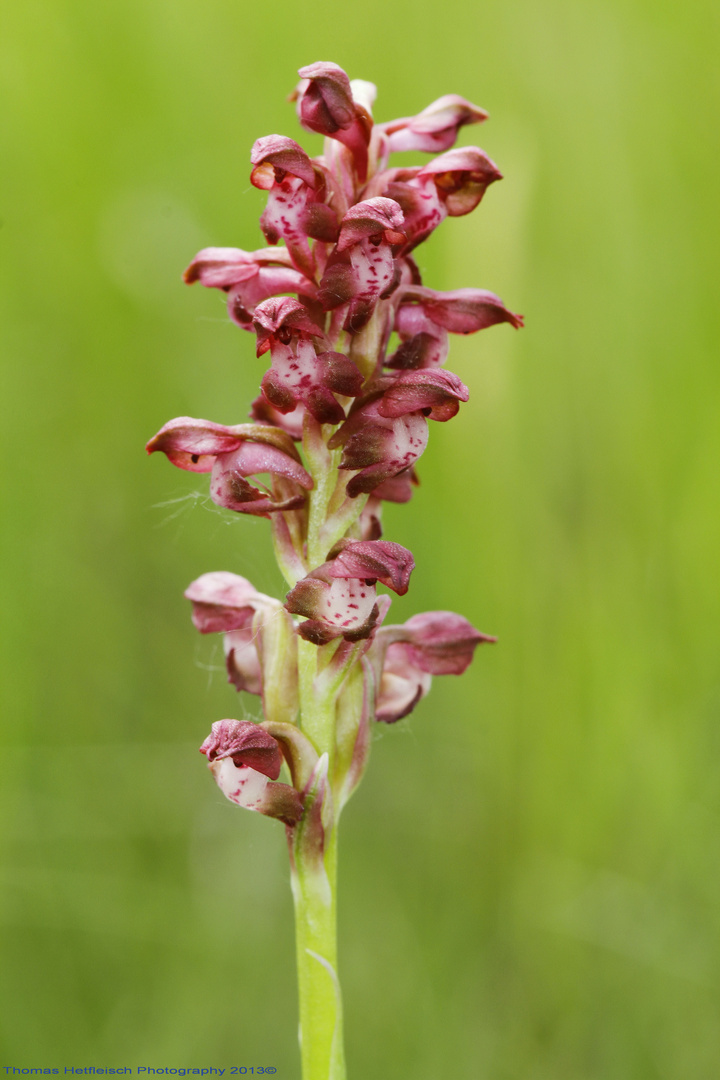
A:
150,62,523,1077
328,369,469,496
251,135,333,278
183,245,317,331
253,297,364,424
293,62,373,181
367,147,502,251
146,417,313,515
388,285,524,368
200,720,303,825
317,197,405,331
378,94,488,155
186,571,299,721
371,612,497,722
285,540,414,644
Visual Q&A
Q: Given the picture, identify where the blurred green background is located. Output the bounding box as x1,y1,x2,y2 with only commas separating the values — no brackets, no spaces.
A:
2,0,719,1076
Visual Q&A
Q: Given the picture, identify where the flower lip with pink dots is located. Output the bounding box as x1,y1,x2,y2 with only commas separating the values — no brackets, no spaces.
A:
252,297,364,424
284,540,415,644
200,720,303,825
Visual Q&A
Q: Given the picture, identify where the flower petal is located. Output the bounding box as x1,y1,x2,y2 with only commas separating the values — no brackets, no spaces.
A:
419,146,502,216
253,300,362,423
250,135,317,189
287,578,381,644
294,62,372,179
382,610,496,675
330,397,429,497
376,369,469,422
284,542,411,644
146,417,304,471
387,330,448,370
326,540,415,595
253,296,325,352
146,417,249,472
223,627,263,695
185,570,271,633
295,62,357,133
317,350,364,397
372,468,419,503
375,645,432,723
216,441,312,490
399,285,524,333
211,758,270,804
199,718,283,779
226,266,319,330
382,94,488,154
335,198,405,252
208,758,303,825
209,445,310,515
183,246,295,288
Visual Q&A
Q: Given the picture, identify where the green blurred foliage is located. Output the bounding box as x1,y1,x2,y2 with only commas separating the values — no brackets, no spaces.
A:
2,0,720,1076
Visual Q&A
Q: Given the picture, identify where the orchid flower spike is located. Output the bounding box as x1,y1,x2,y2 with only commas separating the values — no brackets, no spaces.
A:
149,61,523,1080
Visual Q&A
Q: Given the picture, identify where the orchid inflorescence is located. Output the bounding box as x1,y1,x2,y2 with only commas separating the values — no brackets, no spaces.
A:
147,61,521,1080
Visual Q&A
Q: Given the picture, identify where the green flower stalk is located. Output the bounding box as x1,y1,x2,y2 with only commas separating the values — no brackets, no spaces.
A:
147,60,522,1080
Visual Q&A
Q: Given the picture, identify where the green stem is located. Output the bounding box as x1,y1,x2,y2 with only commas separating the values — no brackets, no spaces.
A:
291,826,345,1080
303,416,343,569
319,491,369,555
294,638,346,1080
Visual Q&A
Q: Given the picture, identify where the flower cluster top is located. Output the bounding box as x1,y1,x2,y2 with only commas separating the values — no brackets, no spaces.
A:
147,62,521,825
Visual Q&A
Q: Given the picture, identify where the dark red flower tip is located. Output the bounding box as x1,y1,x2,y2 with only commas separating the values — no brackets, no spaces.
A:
294,62,373,180
250,135,317,189
199,719,284,780
336,198,405,252
253,297,325,356
326,540,415,596
376,369,469,422
295,62,357,134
